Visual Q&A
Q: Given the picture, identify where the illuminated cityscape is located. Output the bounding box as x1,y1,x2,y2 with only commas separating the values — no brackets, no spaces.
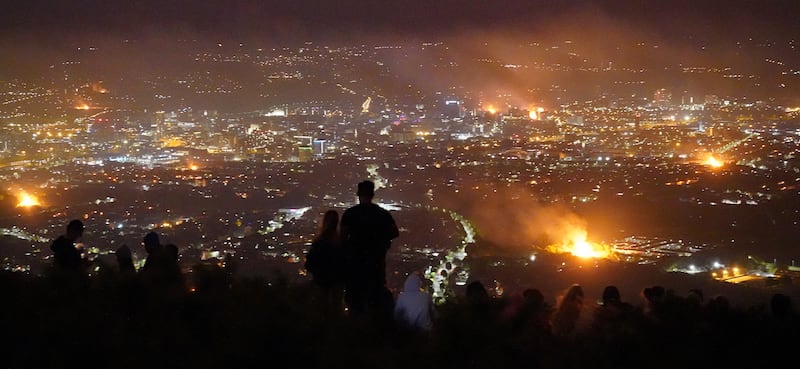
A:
1,1,800,366
3,34,800,296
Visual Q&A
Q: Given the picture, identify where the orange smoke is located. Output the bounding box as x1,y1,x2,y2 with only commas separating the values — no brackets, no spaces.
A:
463,186,613,259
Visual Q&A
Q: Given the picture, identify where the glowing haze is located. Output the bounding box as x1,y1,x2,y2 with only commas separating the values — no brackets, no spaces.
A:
465,187,613,259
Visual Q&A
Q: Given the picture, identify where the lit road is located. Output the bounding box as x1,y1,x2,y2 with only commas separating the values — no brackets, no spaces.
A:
367,164,475,303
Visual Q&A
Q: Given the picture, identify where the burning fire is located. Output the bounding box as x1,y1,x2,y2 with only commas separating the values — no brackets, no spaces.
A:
528,107,544,120
703,154,723,168
16,191,41,208
546,229,611,259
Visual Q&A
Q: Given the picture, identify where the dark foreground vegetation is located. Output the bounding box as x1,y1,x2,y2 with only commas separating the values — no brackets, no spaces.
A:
2,262,798,369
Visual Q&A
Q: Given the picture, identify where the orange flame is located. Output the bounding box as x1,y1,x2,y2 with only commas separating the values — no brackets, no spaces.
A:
16,191,41,208
704,155,723,168
546,228,610,259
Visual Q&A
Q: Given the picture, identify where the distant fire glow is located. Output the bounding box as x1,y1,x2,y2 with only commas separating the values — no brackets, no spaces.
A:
528,107,544,120
16,192,41,208
704,155,723,168
546,228,610,259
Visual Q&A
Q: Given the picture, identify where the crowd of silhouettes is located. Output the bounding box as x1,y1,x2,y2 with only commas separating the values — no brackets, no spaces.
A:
13,205,798,368
303,180,400,322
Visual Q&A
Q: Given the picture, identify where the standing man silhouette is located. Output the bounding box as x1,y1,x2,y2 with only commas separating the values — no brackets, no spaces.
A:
340,180,399,316
49,219,89,294
50,219,86,271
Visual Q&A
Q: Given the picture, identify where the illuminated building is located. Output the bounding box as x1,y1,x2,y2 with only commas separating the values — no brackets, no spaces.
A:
443,99,465,119
154,110,166,141
704,94,721,106
392,130,416,143
297,145,313,162
312,139,326,156
565,116,584,126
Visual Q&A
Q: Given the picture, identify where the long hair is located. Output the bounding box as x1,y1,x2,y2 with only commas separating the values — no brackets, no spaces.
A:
314,210,339,244
557,284,584,308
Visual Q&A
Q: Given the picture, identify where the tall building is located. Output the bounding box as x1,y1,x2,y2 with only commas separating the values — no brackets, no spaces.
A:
154,110,166,141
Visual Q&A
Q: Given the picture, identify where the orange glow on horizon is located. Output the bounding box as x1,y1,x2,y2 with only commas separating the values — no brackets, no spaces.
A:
546,228,611,259
76,104,90,110
528,107,544,120
704,155,724,168
16,191,41,208
486,105,497,115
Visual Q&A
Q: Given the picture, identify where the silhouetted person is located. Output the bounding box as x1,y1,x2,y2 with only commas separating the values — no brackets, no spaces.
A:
591,285,634,335
162,243,181,280
771,293,793,318
465,280,493,319
340,180,399,316
394,272,435,331
466,280,490,303
161,243,186,298
50,219,85,271
500,289,523,316
518,288,552,336
767,293,798,341
49,219,89,295
639,285,667,321
139,231,171,295
305,210,345,314
551,284,585,338
687,288,704,304
705,294,730,315
115,244,136,275
140,231,163,274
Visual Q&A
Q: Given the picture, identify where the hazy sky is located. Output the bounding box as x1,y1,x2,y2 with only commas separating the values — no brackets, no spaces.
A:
2,0,799,44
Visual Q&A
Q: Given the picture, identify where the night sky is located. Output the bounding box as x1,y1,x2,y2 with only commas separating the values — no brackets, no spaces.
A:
2,0,799,43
